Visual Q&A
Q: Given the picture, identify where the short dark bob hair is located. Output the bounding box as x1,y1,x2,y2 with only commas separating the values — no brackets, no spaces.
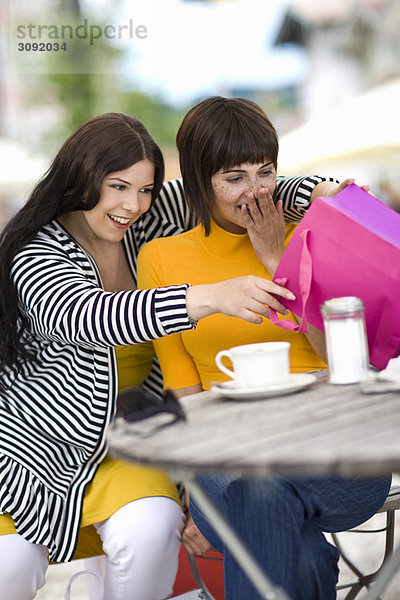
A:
176,96,278,235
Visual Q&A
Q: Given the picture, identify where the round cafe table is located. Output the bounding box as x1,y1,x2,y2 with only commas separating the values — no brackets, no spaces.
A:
109,373,400,600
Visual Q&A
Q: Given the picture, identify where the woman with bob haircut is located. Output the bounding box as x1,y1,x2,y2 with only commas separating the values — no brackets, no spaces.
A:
0,110,340,600
137,97,391,600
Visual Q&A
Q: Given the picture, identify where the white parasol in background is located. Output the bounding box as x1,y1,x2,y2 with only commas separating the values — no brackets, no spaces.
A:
0,138,47,197
278,78,400,176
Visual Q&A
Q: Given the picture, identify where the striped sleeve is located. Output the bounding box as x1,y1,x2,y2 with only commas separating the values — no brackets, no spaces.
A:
276,175,339,222
156,179,196,230
143,175,339,241
12,244,194,348
149,176,339,232
141,179,197,241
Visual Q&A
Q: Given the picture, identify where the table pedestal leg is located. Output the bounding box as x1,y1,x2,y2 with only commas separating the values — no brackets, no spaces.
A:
187,477,290,600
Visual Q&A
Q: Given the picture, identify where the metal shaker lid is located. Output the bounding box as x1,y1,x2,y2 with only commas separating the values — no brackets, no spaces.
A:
320,296,365,315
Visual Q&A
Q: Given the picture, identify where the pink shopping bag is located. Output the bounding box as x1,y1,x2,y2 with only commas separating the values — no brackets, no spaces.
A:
270,184,400,369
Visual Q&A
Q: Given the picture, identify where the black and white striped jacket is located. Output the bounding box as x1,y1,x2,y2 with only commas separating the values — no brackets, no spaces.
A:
0,175,330,561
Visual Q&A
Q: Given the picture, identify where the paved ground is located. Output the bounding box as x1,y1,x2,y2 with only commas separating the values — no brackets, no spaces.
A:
36,559,91,600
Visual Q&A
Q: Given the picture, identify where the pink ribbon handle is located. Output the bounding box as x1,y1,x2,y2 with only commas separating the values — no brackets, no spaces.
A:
269,228,312,334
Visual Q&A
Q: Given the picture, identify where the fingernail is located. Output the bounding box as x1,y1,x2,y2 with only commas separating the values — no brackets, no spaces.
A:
286,292,296,300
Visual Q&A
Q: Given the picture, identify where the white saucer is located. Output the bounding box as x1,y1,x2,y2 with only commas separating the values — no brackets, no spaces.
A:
211,373,317,400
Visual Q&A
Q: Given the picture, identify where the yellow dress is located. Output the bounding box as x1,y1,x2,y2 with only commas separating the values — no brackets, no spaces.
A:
0,344,180,560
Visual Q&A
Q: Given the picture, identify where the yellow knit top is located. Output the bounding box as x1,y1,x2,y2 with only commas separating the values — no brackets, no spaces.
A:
137,220,326,391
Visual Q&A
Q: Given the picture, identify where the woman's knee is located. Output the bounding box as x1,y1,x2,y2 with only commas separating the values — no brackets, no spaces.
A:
95,497,184,561
0,534,48,600
290,475,392,532
94,498,184,600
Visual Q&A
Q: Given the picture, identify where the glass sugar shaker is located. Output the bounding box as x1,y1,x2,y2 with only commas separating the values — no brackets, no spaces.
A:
320,297,369,384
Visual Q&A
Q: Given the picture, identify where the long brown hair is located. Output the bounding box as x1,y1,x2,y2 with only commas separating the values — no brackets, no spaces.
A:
0,112,164,373
176,96,279,235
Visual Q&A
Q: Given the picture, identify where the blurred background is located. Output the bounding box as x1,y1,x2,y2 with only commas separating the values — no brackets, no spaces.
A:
2,0,400,224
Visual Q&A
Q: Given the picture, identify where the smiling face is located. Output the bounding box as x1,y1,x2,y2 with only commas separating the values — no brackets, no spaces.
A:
61,159,155,248
86,159,155,242
211,161,277,234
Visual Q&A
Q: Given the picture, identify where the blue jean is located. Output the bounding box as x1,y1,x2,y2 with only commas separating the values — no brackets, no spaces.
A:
190,474,392,600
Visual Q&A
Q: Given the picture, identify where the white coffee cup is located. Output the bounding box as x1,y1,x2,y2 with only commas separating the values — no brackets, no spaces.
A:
215,342,290,388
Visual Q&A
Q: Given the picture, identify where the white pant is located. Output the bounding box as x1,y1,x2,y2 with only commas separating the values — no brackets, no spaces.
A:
0,497,185,600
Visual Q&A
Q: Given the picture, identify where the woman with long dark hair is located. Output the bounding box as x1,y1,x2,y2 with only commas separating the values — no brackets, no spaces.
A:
0,111,335,600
